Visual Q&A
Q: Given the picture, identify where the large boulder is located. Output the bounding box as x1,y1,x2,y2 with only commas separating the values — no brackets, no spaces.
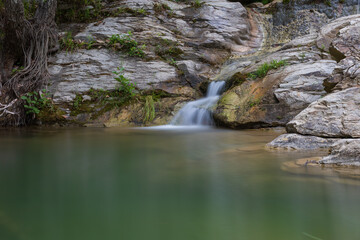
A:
214,14,360,129
213,59,336,128
287,87,360,138
320,139,360,166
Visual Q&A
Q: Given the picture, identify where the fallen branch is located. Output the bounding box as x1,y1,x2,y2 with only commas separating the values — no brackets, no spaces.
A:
0,99,18,117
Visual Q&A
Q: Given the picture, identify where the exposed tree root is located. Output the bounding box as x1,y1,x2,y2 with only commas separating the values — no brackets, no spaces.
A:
0,0,58,126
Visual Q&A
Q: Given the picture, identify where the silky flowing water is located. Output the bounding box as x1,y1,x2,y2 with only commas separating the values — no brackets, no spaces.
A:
0,127,360,240
170,81,225,126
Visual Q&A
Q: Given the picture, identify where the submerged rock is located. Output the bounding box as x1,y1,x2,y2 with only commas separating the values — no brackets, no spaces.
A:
320,139,360,166
267,133,338,150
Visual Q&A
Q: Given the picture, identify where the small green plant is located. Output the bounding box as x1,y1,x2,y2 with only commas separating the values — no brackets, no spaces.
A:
113,67,136,98
108,32,146,58
153,3,172,14
21,90,54,115
299,52,306,61
115,7,148,16
320,44,326,51
11,66,24,75
23,0,37,19
169,58,177,67
73,95,83,111
143,96,155,122
60,32,85,53
247,97,262,108
136,8,147,15
86,36,96,49
191,0,204,8
56,0,105,23
248,59,287,79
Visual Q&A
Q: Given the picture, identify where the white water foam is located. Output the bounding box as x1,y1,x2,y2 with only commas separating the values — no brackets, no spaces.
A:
170,81,225,126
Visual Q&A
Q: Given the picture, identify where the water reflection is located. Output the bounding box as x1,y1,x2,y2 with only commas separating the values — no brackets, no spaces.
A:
0,128,359,240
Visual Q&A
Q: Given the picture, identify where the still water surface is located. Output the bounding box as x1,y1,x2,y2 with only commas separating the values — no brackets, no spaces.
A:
0,127,359,240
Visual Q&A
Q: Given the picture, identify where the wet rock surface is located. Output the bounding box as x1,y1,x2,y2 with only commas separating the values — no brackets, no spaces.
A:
267,133,339,150
320,139,360,166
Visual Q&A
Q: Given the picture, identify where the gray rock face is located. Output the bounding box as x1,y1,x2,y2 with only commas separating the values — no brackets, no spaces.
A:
75,0,256,54
287,87,360,138
314,14,360,91
48,49,179,103
51,0,260,105
267,133,338,150
320,139,360,166
274,60,337,111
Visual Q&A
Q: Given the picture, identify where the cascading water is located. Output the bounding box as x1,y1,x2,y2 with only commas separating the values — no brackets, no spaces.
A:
170,81,225,126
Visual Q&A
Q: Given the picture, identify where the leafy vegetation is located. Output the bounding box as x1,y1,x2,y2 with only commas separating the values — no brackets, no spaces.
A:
59,31,146,58
21,90,52,115
23,0,37,19
155,38,183,60
56,0,150,23
11,66,25,76
191,0,205,8
153,3,171,13
56,0,104,23
153,3,174,16
115,7,148,16
248,60,287,79
247,97,262,108
60,32,82,53
108,32,146,58
113,67,136,98
21,90,64,123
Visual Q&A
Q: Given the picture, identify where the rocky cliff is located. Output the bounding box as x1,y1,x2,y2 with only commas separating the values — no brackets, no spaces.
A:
48,0,262,127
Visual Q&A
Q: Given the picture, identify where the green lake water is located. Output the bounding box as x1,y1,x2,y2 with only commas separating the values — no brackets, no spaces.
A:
0,127,359,240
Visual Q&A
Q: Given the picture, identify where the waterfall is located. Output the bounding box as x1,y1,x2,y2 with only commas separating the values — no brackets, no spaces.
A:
358,0,360,14
170,81,225,126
